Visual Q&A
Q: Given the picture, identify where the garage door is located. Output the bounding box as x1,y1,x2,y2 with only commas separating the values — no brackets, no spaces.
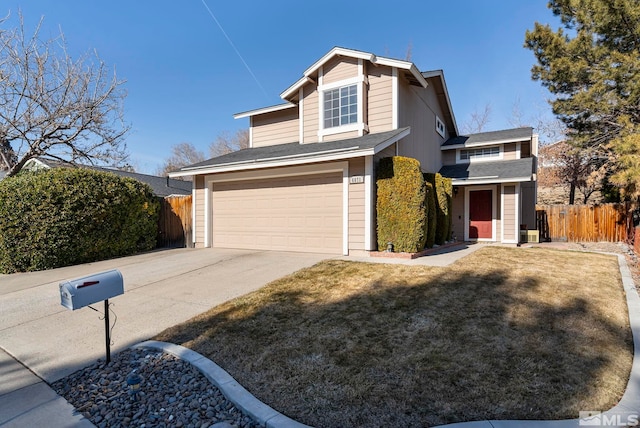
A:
211,172,343,254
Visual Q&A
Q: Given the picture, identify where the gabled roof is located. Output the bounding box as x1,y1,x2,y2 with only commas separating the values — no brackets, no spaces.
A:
442,127,533,149
280,47,428,100
23,157,192,197
421,70,458,137
171,128,410,177
439,158,535,185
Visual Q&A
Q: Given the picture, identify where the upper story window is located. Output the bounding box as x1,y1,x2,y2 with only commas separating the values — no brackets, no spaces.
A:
459,146,501,161
324,84,358,128
436,116,446,138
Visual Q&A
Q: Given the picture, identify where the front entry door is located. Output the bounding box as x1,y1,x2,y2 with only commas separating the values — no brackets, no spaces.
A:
469,190,492,239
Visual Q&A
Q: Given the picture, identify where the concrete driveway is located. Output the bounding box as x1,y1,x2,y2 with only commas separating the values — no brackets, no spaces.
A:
0,248,328,384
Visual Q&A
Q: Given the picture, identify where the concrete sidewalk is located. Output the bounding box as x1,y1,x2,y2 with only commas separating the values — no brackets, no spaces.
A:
0,248,328,427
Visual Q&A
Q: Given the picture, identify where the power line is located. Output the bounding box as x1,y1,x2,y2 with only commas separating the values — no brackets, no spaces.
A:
200,0,270,100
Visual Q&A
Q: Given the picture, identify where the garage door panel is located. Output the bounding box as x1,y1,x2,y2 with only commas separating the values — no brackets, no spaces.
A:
211,172,343,254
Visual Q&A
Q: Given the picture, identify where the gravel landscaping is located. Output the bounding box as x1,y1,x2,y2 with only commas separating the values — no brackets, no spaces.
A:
51,347,260,428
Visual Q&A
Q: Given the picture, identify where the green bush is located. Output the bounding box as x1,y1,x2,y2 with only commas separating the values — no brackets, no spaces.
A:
376,156,427,252
425,181,437,248
0,168,160,273
424,173,453,245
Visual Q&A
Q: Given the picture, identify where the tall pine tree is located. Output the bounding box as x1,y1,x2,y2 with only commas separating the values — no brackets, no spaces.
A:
525,0,640,198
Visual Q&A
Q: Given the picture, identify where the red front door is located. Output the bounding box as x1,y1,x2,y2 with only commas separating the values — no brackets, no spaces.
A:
469,190,492,239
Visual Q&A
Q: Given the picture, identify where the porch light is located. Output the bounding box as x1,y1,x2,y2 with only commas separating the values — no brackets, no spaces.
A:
453,186,459,196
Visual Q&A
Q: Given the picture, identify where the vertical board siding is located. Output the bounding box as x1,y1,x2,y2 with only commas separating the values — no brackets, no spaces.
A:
368,68,393,133
536,203,632,242
158,195,193,248
503,186,516,241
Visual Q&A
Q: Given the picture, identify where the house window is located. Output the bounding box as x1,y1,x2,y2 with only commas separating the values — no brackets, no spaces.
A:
324,84,358,128
436,116,446,138
460,146,501,160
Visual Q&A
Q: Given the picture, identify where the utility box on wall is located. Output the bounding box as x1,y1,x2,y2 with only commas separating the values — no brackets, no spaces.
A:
59,269,124,310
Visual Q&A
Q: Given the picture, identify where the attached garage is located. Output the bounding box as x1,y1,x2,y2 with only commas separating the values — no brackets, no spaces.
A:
172,128,411,255
209,170,344,254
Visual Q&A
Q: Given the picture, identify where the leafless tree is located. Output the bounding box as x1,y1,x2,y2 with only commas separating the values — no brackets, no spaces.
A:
156,142,205,177
462,104,492,134
0,12,129,177
209,129,249,157
538,141,607,204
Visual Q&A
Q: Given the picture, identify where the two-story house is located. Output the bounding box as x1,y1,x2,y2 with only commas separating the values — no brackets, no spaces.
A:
170,47,538,255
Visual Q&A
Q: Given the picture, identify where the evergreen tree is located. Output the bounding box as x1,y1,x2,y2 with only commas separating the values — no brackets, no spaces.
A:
525,0,640,198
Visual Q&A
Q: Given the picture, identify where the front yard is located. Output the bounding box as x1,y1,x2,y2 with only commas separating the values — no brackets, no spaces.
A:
155,247,633,427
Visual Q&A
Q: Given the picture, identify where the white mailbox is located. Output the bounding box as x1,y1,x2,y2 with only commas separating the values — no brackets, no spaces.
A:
59,269,124,310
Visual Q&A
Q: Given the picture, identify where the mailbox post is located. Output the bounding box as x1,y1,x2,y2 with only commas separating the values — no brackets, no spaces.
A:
59,269,124,363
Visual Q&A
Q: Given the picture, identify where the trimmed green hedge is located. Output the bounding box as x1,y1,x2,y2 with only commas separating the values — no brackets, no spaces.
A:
424,172,453,245
425,181,437,248
376,156,427,252
0,168,160,273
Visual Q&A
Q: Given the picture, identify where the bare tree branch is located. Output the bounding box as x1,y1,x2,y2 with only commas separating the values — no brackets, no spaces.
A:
462,104,492,134
0,11,129,177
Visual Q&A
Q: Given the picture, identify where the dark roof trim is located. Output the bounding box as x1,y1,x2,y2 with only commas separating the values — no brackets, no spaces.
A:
442,127,533,150
170,128,410,177
439,158,534,185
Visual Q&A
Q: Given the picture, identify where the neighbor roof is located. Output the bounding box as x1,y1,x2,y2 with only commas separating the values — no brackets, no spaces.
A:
442,127,533,149
439,158,535,185
25,157,191,197
172,127,411,177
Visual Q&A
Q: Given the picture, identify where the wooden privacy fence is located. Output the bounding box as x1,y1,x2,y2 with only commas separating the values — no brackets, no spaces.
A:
536,203,633,243
157,195,193,248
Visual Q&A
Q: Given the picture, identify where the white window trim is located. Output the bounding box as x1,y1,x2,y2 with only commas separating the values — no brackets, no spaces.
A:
392,67,398,129
192,187,197,245
299,87,304,144
457,145,503,164
318,75,367,140
436,115,446,138
500,183,520,244
464,185,497,242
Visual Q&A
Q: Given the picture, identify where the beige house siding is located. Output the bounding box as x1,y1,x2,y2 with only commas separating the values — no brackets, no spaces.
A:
194,175,205,248
348,158,365,251
374,143,397,164
252,108,299,148
397,81,446,172
442,151,456,165
504,143,517,160
323,130,359,142
323,56,358,85
503,185,516,241
302,85,319,144
367,66,393,133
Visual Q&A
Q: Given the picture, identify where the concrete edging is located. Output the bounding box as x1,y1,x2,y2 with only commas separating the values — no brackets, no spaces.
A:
133,340,311,428
434,254,640,428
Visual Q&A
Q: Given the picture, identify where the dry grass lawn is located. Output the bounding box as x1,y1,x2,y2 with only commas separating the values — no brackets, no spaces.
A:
155,247,633,427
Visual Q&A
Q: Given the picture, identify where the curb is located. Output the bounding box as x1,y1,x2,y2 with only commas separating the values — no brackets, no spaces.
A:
132,341,311,428
433,253,640,428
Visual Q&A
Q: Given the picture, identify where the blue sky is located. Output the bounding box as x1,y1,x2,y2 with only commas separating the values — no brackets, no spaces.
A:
8,1,561,174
